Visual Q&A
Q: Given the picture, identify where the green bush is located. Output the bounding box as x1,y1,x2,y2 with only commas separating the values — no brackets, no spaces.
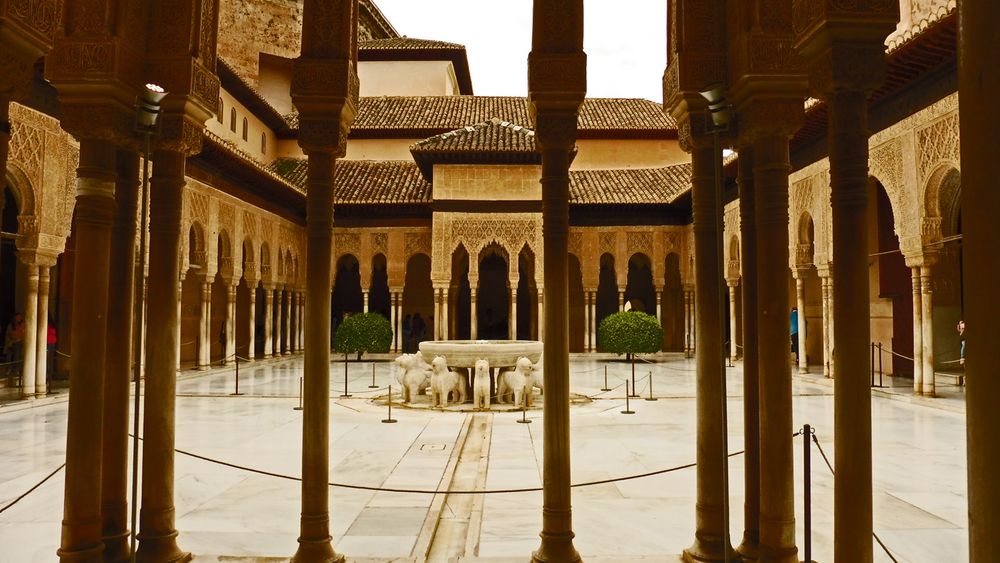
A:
332,312,393,357
598,311,663,355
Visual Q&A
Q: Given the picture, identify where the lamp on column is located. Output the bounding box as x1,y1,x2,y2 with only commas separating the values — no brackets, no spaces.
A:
130,82,166,563
700,84,735,563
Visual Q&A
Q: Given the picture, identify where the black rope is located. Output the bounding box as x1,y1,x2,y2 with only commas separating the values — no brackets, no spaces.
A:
0,463,65,515
810,431,899,563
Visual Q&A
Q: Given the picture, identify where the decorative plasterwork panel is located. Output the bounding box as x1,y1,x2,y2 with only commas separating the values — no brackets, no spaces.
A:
404,232,431,258
916,113,960,183
599,232,616,255
371,231,388,256
626,230,653,258
568,231,582,257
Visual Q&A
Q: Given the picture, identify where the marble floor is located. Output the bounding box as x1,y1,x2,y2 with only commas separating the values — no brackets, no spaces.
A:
0,354,968,562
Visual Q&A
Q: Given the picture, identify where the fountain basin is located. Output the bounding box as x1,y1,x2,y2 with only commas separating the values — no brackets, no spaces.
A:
418,339,542,368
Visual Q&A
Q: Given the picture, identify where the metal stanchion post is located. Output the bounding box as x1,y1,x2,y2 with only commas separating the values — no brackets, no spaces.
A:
870,342,875,387
630,359,639,398
621,380,635,415
340,354,351,398
381,384,397,423
517,403,532,424
804,423,812,563
293,377,303,411
645,371,657,401
601,364,611,392
368,362,378,388
878,342,884,387
230,356,243,396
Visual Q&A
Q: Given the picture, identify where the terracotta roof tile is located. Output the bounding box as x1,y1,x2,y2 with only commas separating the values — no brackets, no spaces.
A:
360,37,466,51
285,96,677,133
410,118,536,153
268,159,431,204
568,164,691,205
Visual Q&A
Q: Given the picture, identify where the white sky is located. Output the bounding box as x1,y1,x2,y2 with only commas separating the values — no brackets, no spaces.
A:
372,0,667,102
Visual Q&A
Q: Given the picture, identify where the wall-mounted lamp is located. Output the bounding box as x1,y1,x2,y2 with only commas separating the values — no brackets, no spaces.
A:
136,83,167,129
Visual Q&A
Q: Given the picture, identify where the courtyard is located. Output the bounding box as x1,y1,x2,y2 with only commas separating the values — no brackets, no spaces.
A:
0,355,967,562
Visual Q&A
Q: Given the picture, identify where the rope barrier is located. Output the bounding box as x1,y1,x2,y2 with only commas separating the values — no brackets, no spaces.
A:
0,463,65,515
0,359,24,367
809,430,899,563
872,344,915,362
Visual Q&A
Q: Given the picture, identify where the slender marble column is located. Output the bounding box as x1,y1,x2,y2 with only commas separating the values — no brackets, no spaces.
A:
100,150,139,561
795,275,807,372
959,3,1000,558
441,288,449,340
728,281,739,363
390,292,398,351
281,289,289,355
263,287,273,358
586,291,596,352
58,139,116,561
362,289,369,313
136,149,189,562
920,265,935,396
683,144,732,563
225,285,236,364
433,288,442,340
655,286,663,322
293,151,341,562
910,267,923,393
247,285,257,360
684,288,694,357
754,134,797,563
175,279,182,372
537,290,544,341
736,147,761,560
35,265,50,396
291,291,299,352
470,287,478,340
820,275,832,379
198,282,211,369
510,287,518,339
618,289,625,310
829,90,874,563
20,263,38,397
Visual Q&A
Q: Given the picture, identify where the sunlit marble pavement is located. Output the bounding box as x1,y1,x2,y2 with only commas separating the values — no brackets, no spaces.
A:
0,354,968,562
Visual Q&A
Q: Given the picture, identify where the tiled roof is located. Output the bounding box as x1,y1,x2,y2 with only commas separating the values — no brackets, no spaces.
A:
268,159,432,204
568,164,692,205
285,96,677,134
269,157,691,206
360,37,466,51
411,118,536,153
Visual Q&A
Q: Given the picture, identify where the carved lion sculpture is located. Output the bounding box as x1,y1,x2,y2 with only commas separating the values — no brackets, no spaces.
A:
430,356,462,408
498,356,533,408
394,353,431,403
473,358,491,410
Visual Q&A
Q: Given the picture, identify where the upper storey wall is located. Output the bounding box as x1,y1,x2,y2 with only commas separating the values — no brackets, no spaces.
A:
218,0,303,87
359,61,460,96
889,0,956,44
572,139,688,171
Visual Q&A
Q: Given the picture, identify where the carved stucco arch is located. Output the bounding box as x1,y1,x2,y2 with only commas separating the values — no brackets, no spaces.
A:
727,235,741,279
921,162,961,243
4,164,41,252
795,211,815,268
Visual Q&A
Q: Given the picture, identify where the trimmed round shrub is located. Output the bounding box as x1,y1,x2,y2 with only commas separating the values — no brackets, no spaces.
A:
332,312,393,356
597,310,663,355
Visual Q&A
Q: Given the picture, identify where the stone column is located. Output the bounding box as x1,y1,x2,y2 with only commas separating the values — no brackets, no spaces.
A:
531,111,583,562
470,287,478,340
583,291,591,352
537,290,544,341
728,280,739,363
247,285,257,360
100,149,139,561
684,287,694,357
655,285,664,322
20,263,39,397
198,281,211,369
736,146,761,559
510,287,518,340
682,143,732,563
920,265,935,396
295,150,341,561
292,291,300,352
362,288,369,313
225,284,236,364
829,91,876,563
795,273,808,373
58,139,116,561
586,291,596,352
35,265,51,396
263,286,273,358
136,149,189,562
281,289,289,355
441,288,449,340
389,292,398,351
618,288,625,310
960,2,1000,559
433,288,442,340
753,132,797,563
910,266,923,392
175,279,183,372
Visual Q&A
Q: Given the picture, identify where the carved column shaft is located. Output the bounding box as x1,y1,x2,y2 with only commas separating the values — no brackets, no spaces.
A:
684,144,732,562
828,90,874,563
920,266,935,396
959,2,1000,559
225,285,236,363
60,139,117,561
736,147,761,560
35,265,51,396
20,263,38,397
753,133,797,563
469,287,478,340
820,275,832,378
728,282,739,362
136,149,188,563
100,149,139,561
795,275,807,373
247,285,256,360
199,282,211,368
441,288,449,341
263,287,273,357
910,267,923,392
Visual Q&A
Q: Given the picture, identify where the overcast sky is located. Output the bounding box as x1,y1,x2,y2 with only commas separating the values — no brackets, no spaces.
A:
373,0,667,102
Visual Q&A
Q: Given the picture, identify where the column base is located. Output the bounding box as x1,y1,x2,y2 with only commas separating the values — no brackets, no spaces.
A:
736,535,759,561
798,364,809,374
291,537,344,563
135,527,190,563
100,529,131,563
756,545,798,563
56,543,104,562
682,537,738,563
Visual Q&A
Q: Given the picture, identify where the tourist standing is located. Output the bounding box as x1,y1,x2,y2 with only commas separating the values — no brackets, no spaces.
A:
790,307,799,362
